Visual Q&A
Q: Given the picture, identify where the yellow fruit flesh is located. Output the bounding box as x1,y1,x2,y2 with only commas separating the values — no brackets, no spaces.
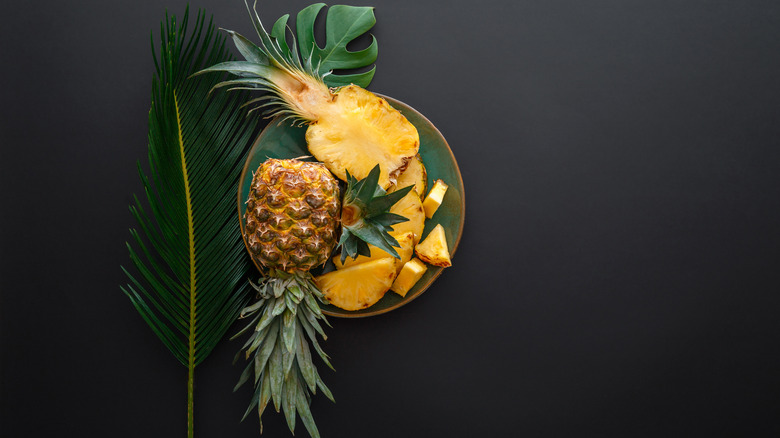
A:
333,232,415,274
422,179,448,219
306,85,419,189
388,191,426,245
415,224,452,267
390,258,428,297
315,258,397,311
390,154,427,197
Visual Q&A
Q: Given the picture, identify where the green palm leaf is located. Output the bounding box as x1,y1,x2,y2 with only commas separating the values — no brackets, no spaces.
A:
120,8,258,437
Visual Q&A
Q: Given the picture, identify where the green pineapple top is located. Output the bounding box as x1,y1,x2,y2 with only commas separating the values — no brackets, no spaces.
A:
338,164,415,263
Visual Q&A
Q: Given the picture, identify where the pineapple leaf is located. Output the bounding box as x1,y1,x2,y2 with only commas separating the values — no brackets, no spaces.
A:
295,3,378,88
121,8,258,436
193,60,275,80
282,372,298,432
355,165,382,206
295,325,317,392
269,339,284,411
252,320,279,380
350,223,401,259
270,14,293,58
365,184,415,217
226,1,377,89
296,382,322,438
224,29,269,65
370,212,410,228
241,379,263,421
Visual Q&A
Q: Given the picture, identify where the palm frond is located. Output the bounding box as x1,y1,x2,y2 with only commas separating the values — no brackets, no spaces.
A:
121,7,258,437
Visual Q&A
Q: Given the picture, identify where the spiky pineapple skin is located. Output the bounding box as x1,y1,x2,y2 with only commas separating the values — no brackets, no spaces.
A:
244,159,340,272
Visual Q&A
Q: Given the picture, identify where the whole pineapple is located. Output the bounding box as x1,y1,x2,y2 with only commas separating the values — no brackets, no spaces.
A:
244,158,340,271
236,158,340,438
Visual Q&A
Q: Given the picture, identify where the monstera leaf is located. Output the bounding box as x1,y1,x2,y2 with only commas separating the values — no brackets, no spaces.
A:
270,3,377,88
121,8,258,437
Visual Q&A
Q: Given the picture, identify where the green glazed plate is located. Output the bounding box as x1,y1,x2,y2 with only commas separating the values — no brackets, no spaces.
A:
238,95,464,317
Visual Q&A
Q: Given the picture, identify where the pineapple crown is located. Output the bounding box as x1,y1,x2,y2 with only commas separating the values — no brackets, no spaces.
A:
192,1,378,124
193,2,327,123
234,269,334,438
338,165,414,263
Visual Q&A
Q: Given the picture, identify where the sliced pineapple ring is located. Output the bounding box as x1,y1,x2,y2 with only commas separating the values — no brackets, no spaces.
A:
315,258,397,311
422,179,448,219
390,258,428,297
415,224,452,267
390,154,427,197
389,191,426,245
334,232,415,274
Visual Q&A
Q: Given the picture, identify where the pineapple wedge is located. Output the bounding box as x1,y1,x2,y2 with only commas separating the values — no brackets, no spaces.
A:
389,191,426,244
315,258,397,311
390,258,428,297
390,154,427,197
422,179,448,218
415,224,452,267
334,232,415,274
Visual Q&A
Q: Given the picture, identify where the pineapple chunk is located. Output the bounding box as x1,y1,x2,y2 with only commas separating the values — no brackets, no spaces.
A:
390,258,428,297
415,224,451,267
422,179,448,218
390,154,427,197
334,232,415,274
315,258,397,311
389,191,426,244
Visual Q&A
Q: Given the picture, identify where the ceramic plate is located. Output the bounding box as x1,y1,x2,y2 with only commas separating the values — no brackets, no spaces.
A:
238,95,464,317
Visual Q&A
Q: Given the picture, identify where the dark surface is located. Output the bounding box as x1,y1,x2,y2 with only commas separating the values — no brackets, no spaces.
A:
2,0,780,436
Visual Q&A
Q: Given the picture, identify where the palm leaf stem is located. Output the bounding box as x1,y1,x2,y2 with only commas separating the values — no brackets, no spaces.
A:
122,8,258,437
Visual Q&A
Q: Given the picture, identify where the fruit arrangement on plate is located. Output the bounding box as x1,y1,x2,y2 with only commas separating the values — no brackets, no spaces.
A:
122,2,463,438
239,95,463,318
202,22,461,315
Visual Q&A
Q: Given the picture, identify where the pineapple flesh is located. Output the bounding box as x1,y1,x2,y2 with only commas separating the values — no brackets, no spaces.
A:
243,159,340,272
389,153,427,197
422,179,448,219
388,190,426,245
307,85,419,188
390,258,428,297
415,224,452,267
200,33,419,189
316,258,397,311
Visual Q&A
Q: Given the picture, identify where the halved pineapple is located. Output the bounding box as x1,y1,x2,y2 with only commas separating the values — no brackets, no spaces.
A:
334,232,415,274
390,258,428,297
422,179,448,218
388,191,426,244
415,224,451,267
390,154,427,197
306,85,419,189
315,258,397,311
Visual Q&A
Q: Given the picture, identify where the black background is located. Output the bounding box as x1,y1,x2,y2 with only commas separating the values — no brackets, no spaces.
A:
2,0,780,436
